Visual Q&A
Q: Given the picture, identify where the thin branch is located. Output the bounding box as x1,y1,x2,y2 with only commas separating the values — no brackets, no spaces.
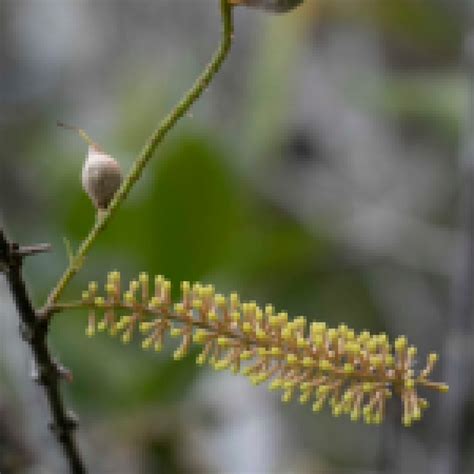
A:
0,230,86,474
43,0,235,313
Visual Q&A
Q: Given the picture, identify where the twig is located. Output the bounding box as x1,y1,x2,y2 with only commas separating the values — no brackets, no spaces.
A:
0,229,86,474
43,0,235,314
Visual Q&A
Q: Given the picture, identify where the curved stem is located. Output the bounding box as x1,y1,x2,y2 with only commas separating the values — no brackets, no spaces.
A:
44,0,234,313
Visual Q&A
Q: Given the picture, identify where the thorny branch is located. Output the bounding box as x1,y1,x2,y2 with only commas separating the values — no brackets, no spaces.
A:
0,229,86,474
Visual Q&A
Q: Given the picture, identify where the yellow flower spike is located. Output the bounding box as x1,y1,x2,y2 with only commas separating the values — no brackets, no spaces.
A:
154,342,163,352
80,274,449,426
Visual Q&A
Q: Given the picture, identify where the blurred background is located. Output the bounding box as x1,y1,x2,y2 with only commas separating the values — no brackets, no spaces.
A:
0,0,473,472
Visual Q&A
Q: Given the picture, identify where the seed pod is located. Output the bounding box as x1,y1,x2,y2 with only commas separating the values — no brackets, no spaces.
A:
58,122,123,217
229,0,304,13
82,145,122,214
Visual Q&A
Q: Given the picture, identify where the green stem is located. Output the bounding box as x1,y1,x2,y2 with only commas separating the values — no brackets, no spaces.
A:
44,0,234,313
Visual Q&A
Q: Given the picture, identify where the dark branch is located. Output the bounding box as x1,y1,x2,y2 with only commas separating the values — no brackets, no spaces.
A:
0,229,86,474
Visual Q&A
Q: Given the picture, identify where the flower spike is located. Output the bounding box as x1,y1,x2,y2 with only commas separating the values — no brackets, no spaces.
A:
73,272,448,426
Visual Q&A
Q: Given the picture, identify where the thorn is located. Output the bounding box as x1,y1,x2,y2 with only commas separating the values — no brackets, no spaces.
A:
16,243,51,259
